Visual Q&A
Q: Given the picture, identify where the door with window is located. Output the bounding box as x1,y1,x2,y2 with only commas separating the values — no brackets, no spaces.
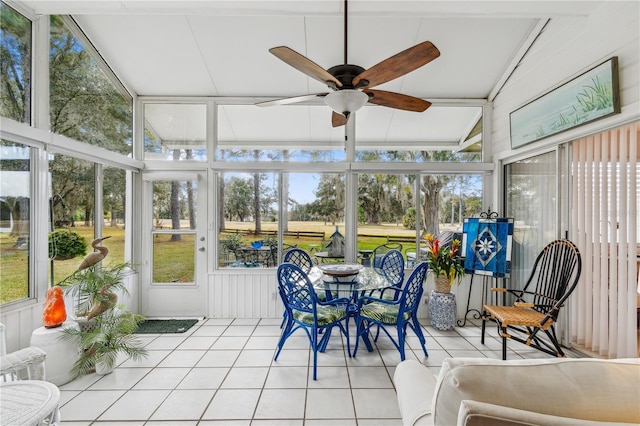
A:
141,172,207,317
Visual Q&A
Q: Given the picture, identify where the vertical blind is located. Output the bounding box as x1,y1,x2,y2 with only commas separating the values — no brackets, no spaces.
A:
570,121,638,358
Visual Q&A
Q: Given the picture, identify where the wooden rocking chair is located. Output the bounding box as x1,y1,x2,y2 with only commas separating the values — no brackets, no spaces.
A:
481,239,582,360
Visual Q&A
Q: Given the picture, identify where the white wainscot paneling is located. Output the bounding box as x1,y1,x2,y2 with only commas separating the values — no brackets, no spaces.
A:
209,270,282,318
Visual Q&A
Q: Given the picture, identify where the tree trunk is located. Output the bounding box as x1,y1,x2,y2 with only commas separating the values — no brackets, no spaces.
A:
282,173,290,232
253,150,261,233
421,175,442,235
84,204,91,227
170,150,182,241
185,150,196,230
218,173,226,232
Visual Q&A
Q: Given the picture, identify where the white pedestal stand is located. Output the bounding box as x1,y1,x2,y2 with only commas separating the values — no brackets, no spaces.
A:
30,321,80,386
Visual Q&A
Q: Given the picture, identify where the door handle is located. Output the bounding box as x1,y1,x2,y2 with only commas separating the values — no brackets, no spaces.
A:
199,247,205,252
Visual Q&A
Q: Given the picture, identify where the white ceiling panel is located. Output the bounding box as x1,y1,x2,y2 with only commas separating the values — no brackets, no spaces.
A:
77,15,216,96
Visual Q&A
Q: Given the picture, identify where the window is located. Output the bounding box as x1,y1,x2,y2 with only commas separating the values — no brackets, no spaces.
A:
152,180,197,282
47,154,95,285
102,165,126,265
49,16,132,155
217,171,349,268
354,106,483,163
356,172,482,264
0,140,31,304
218,171,280,268
216,105,345,161
505,151,558,289
0,3,31,124
144,103,207,161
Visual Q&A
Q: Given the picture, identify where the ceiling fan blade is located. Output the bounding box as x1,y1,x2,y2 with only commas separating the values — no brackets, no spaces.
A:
256,93,328,107
332,111,348,127
353,41,440,89
364,89,431,112
269,46,342,88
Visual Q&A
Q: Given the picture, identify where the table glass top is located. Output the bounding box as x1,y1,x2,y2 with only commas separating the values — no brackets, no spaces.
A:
309,265,392,292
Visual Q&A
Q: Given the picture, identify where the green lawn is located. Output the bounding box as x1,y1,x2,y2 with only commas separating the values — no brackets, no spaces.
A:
0,221,437,304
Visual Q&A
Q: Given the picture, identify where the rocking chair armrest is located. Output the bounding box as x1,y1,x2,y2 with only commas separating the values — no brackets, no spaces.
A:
491,288,507,293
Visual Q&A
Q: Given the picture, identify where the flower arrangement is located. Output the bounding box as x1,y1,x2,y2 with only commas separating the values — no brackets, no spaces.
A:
424,233,465,285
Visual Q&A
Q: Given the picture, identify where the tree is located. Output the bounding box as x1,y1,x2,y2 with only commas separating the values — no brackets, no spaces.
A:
0,3,31,123
311,174,345,224
225,177,253,222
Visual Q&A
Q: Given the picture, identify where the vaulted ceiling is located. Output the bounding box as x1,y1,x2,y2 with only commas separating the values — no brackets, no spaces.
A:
19,1,605,148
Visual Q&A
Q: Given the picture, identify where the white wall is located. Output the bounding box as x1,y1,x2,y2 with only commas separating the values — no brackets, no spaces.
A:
208,267,475,321
491,1,640,165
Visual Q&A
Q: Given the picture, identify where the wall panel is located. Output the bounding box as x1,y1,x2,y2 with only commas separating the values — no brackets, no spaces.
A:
492,1,640,157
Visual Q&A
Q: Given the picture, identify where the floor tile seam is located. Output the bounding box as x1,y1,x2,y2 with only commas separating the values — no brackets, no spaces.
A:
249,372,309,423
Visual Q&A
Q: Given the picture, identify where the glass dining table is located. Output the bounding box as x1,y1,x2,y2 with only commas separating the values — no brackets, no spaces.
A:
307,263,396,352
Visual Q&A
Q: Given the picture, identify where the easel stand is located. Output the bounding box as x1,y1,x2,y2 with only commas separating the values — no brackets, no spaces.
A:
457,274,507,327
458,210,514,327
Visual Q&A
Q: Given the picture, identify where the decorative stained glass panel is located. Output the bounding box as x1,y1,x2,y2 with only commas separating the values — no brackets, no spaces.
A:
462,217,514,277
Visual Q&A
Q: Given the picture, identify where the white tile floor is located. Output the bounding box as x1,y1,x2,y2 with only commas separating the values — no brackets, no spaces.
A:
59,317,581,425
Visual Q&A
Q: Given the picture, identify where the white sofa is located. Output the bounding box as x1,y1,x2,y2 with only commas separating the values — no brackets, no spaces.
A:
394,357,640,426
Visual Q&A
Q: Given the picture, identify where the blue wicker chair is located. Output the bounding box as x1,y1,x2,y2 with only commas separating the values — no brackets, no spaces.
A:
275,263,351,380
283,248,314,273
373,249,405,300
353,262,429,360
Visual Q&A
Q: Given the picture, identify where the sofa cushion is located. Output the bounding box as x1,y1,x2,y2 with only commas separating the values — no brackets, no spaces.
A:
457,400,638,426
394,360,438,425
432,357,640,426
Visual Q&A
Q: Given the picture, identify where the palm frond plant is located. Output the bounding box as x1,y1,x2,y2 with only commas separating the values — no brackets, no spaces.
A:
60,308,148,377
58,262,131,318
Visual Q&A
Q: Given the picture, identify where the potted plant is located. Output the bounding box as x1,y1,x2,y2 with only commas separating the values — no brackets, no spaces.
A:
61,308,147,376
424,233,465,293
59,262,131,321
58,262,148,376
220,232,243,253
49,229,88,261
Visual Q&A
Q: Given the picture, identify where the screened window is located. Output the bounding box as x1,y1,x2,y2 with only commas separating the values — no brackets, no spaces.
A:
216,105,346,161
152,179,197,283
356,173,482,265
49,16,132,155
354,106,483,163
217,172,347,268
144,103,207,161
47,154,95,285
0,141,31,304
0,3,31,124
102,166,127,265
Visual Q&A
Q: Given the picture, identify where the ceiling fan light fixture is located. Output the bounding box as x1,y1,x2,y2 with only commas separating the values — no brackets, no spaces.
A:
324,90,368,115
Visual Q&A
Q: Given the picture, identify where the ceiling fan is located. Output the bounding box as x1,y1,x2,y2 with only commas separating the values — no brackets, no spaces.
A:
257,0,440,127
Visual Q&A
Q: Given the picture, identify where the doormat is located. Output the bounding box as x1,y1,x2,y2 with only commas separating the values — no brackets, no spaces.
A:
135,319,198,334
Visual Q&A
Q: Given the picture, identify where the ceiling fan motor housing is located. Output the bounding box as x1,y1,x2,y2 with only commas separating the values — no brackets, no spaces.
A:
327,64,367,89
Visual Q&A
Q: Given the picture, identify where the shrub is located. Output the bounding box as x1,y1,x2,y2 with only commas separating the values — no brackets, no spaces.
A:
49,229,88,260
